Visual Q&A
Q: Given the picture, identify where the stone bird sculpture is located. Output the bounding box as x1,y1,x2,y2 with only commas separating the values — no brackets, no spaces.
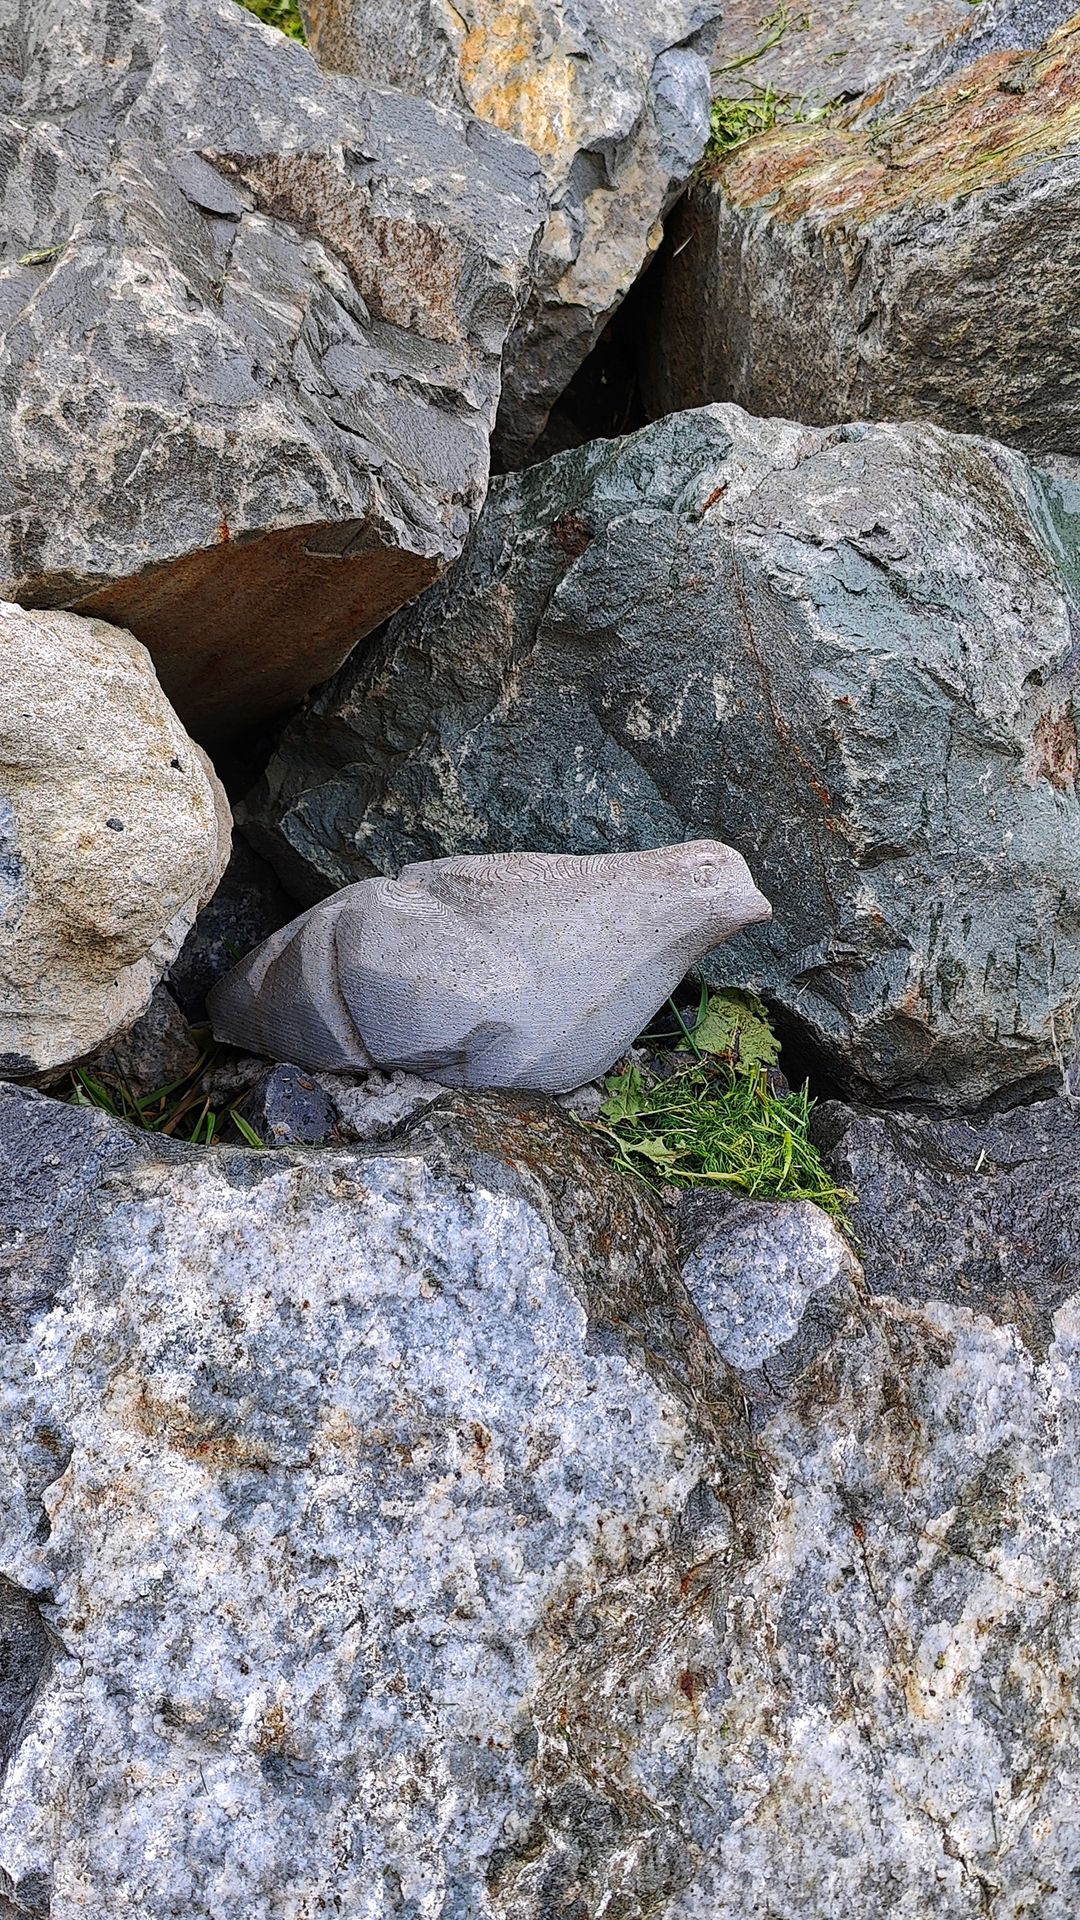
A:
207,842,772,1092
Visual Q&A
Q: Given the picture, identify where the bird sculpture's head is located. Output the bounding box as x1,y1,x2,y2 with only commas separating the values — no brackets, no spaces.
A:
621,839,772,954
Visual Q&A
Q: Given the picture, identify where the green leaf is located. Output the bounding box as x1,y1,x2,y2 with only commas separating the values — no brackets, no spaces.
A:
622,1135,682,1169
230,1111,265,1149
599,1066,647,1124
693,990,781,1074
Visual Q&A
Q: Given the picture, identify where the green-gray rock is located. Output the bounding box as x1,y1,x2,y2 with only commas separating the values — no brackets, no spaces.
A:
243,405,1080,1108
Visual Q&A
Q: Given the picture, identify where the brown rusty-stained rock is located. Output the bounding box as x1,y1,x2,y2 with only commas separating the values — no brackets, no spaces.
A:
300,0,722,463
0,0,546,738
646,8,1080,452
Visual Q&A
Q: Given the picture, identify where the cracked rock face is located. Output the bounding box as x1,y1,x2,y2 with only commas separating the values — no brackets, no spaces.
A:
645,8,1080,453
815,1094,1080,1357
0,0,546,738
4,1081,1080,1915
0,602,230,1079
299,0,720,464
242,404,1080,1109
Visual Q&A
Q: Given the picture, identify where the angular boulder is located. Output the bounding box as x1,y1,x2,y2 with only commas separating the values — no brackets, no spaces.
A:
5,1082,1080,1913
0,1081,749,1916
0,603,230,1080
242,405,1080,1109
644,9,1080,452
0,0,546,737
299,0,720,463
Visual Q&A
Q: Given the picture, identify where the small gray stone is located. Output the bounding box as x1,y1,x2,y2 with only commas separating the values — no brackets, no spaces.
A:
314,1068,444,1142
238,1063,339,1146
241,405,1080,1109
677,1191,862,1418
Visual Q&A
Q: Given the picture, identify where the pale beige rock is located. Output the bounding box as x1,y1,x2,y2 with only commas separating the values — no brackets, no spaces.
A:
0,603,231,1077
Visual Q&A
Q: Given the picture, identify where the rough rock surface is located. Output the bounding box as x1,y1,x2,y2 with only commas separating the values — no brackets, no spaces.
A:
93,986,201,1100
0,603,230,1080
6,1082,1080,1914
816,1093,1080,1357
167,840,294,1023
878,0,1080,108
0,0,546,736
676,1190,862,1420
242,405,1080,1109
645,10,1080,451
300,0,719,463
712,0,976,117
238,1061,339,1145
315,1067,444,1141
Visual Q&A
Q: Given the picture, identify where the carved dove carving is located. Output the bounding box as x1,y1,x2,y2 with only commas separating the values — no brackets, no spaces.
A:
207,842,772,1092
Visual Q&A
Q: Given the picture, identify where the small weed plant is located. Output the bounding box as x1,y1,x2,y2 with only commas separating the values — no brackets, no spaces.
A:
704,5,838,165
235,0,305,40
586,987,851,1229
64,1031,264,1148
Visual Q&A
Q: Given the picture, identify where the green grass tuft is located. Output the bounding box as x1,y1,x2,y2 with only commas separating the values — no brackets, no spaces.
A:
234,0,306,41
585,990,852,1229
61,1031,265,1148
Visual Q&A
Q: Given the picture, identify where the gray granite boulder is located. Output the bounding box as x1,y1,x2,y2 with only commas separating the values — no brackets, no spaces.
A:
0,603,231,1080
243,405,1080,1109
299,0,720,463
0,1081,748,1917
6,1082,1080,1913
644,9,1080,452
815,1092,1080,1357
0,0,546,737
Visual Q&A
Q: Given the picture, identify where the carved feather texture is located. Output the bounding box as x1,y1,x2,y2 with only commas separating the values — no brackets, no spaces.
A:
208,842,772,1091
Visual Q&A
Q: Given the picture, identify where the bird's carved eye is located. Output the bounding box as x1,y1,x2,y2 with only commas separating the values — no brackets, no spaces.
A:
691,858,722,888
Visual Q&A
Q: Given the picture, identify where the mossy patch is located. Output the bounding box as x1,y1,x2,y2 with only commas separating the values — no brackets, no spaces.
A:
234,0,305,41
711,9,1080,219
